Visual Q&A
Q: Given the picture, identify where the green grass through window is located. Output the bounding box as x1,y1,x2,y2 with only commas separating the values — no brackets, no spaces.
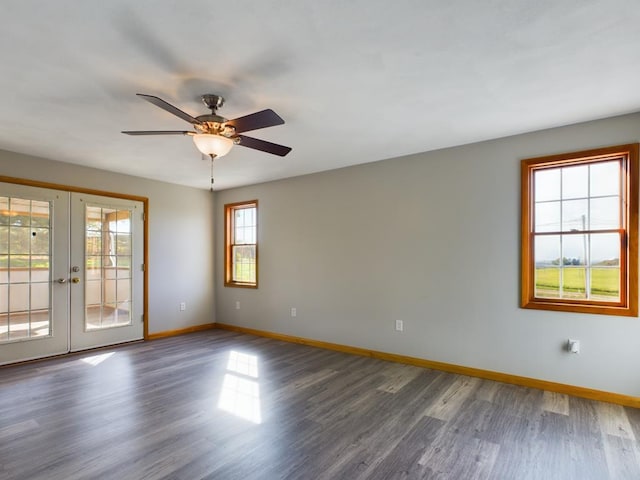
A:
535,267,620,298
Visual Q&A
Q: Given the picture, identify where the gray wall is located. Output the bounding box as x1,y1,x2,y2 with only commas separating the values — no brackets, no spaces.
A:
0,149,215,334
215,112,640,397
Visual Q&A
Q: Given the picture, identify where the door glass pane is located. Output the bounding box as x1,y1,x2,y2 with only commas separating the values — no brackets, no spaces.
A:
9,198,31,226
31,228,49,254
0,226,8,254
32,255,49,272
117,279,130,302
0,256,6,284
8,311,29,340
102,304,117,327
31,200,50,227
116,234,131,255
0,284,7,342
30,283,50,337
11,227,31,254
86,280,101,305
0,197,9,225
0,196,51,343
116,210,130,231
85,205,133,330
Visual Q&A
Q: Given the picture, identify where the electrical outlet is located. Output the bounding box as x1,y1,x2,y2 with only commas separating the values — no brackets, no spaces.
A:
291,307,297,317
235,301,240,310
395,319,403,332
568,339,580,354
179,302,186,311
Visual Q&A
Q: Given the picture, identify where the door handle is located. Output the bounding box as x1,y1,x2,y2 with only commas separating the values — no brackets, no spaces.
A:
58,278,80,284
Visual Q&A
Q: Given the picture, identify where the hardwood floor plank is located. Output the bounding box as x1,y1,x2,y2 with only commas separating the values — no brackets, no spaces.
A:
488,382,545,419
423,376,480,421
365,416,445,480
418,431,500,479
542,390,570,416
562,398,622,478
334,373,456,479
602,434,640,479
596,402,636,441
473,380,500,403
534,411,573,478
376,363,423,394
624,405,640,443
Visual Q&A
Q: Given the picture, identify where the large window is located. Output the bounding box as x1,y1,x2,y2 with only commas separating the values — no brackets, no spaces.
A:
521,144,638,316
225,200,258,288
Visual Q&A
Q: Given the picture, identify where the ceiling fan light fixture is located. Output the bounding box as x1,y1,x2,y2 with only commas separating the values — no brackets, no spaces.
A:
192,133,234,158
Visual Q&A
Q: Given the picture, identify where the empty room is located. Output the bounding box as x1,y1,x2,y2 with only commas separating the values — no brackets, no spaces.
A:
1,1,640,479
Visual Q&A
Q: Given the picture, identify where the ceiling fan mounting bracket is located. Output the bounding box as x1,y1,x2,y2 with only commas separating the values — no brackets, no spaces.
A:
201,94,225,113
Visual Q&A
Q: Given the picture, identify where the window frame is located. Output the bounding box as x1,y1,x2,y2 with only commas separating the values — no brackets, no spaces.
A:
521,144,638,316
224,200,258,289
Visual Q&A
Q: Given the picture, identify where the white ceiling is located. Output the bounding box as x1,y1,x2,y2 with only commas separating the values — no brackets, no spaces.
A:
1,1,640,190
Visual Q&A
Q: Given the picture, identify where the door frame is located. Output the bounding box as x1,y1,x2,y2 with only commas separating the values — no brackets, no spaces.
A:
0,175,149,340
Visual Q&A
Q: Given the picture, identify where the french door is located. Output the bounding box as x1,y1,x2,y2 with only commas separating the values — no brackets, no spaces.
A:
0,183,144,364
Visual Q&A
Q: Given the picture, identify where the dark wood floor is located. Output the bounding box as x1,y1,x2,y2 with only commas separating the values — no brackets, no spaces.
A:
1,330,639,479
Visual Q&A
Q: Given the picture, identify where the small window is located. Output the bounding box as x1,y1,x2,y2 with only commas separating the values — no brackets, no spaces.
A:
521,144,638,316
225,200,258,288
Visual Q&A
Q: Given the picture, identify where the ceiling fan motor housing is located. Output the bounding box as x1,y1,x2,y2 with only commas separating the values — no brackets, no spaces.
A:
196,95,237,137
194,113,237,138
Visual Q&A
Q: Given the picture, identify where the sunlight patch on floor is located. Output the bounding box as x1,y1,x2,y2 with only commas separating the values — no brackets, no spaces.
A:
80,351,115,366
226,350,259,378
218,350,262,424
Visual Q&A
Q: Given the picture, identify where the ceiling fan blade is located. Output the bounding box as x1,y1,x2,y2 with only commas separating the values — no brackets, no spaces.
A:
226,109,284,133
236,135,292,157
122,130,192,135
136,94,202,125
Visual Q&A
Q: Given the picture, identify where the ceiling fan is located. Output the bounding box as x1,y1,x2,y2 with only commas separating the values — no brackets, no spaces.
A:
122,93,292,159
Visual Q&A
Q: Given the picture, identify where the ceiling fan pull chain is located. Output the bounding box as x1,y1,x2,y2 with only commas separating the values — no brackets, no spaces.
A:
210,154,216,192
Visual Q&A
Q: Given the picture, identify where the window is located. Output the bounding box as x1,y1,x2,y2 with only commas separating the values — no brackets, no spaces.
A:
225,200,258,288
521,144,638,316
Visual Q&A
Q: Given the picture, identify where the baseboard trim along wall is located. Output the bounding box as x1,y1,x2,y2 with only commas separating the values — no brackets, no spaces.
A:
214,322,640,408
147,323,216,340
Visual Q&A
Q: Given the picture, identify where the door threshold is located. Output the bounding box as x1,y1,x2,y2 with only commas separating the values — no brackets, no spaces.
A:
0,339,145,369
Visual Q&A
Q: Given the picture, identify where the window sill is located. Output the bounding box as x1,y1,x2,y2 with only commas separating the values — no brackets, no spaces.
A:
224,281,258,289
521,298,637,317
